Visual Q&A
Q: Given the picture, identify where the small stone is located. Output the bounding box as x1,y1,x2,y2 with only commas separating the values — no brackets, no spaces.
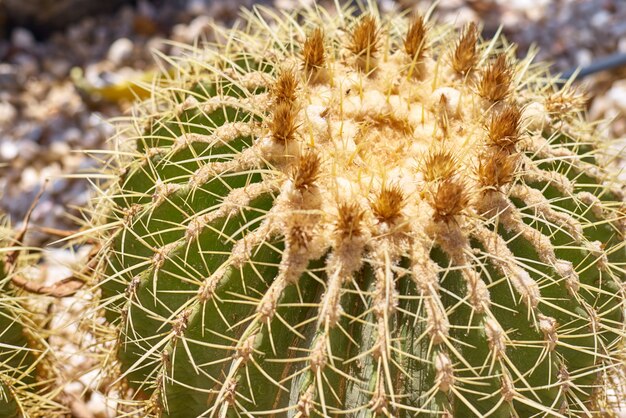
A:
18,139,40,161
0,64,18,90
11,27,35,50
107,38,134,65
575,49,593,67
50,178,70,195
0,101,17,125
0,140,18,160
591,11,611,29
20,124,43,143
613,22,626,38
187,0,209,15
49,141,71,160
13,53,39,77
62,127,82,145
44,58,71,78
39,163,62,181
607,81,626,113
82,130,101,148
20,167,40,191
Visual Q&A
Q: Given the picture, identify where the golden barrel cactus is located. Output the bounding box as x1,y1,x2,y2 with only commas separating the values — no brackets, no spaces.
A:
88,3,626,417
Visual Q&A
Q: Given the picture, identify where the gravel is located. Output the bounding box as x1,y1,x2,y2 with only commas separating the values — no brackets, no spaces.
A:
0,0,254,246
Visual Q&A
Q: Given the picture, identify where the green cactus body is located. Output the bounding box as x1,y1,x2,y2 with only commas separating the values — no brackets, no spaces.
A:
93,4,626,417
0,259,29,418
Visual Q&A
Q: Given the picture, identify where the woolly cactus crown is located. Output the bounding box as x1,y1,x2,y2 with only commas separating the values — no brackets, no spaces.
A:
91,2,626,417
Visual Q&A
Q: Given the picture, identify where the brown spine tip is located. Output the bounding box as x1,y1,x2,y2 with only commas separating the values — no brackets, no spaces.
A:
302,27,325,71
290,150,321,190
545,87,588,117
478,53,513,102
349,15,380,58
486,102,522,150
273,69,298,105
477,149,519,190
426,177,471,223
421,147,458,182
404,15,427,61
436,94,450,139
269,102,298,143
371,184,405,224
335,201,365,240
451,22,478,75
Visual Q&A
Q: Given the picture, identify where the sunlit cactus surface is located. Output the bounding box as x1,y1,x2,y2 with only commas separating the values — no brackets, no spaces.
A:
91,3,626,417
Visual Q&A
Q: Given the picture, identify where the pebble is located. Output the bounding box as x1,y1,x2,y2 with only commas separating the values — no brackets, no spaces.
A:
49,141,71,160
20,167,40,190
107,37,134,65
591,10,611,28
12,53,39,77
0,140,18,160
0,64,18,89
606,81,626,113
575,49,594,67
0,101,16,125
61,127,82,145
18,139,40,161
11,27,35,50
44,58,72,78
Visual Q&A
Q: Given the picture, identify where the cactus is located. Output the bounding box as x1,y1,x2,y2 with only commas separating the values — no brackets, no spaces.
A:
89,3,626,417
0,219,65,417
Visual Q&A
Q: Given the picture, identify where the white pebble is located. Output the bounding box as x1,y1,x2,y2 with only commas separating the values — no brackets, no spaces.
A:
107,38,134,65
49,141,71,160
607,81,626,113
20,167,40,190
0,101,16,125
11,27,35,50
0,140,18,160
18,139,39,161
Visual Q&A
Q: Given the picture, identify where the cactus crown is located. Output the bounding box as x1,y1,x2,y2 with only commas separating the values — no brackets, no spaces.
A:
91,2,625,417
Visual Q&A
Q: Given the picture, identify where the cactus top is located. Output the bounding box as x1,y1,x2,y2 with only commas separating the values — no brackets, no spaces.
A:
98,3,626,417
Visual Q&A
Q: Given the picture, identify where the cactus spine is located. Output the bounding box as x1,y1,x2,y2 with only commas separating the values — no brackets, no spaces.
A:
90,3,626,417
0,220,64,417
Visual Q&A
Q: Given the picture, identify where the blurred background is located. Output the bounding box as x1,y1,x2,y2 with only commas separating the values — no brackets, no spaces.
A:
1,0,626,246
